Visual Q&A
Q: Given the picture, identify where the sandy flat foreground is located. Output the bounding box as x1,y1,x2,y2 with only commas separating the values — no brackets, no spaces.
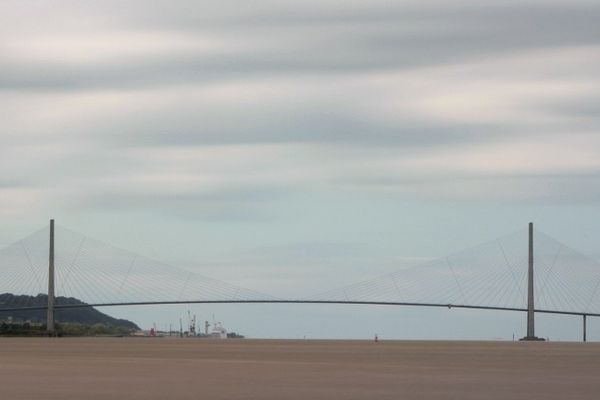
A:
0,338,599,400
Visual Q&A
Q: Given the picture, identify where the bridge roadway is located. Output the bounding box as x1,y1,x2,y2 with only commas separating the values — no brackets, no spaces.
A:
1,300,599,318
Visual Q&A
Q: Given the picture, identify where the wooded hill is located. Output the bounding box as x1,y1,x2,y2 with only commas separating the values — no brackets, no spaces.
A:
0,293,139,331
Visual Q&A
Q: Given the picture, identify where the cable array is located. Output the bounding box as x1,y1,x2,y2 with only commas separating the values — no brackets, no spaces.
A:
309,228,600,315
0,223,278,310
1,224,600,315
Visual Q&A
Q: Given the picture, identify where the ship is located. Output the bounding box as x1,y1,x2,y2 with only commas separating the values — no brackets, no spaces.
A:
209,321,228,339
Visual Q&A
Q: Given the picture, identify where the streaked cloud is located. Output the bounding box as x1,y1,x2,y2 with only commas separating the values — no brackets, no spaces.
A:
1,1,599,246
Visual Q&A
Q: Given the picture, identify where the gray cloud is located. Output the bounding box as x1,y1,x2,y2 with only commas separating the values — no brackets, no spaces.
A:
1,0,600,215
80,187,287,221
2,2,600,91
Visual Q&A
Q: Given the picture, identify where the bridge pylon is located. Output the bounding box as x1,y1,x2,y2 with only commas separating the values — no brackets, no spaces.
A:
520,222,544,341
47,219,55,336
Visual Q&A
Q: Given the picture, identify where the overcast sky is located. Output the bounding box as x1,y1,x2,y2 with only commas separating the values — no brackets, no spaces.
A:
1,0,600,340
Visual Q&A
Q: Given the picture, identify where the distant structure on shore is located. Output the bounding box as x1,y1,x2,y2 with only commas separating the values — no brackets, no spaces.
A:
141,315,243,339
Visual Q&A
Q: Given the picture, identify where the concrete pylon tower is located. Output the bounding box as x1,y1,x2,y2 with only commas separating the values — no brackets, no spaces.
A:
520,222,544,341
527,222,535,337
47,219,55,335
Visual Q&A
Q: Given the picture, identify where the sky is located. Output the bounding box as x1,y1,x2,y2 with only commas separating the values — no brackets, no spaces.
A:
1,0,600,340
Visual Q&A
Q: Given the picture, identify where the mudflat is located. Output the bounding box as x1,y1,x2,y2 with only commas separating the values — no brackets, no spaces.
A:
0,338,598,399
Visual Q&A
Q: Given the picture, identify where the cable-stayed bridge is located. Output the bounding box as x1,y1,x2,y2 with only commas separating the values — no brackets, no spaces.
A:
1,220,600,341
